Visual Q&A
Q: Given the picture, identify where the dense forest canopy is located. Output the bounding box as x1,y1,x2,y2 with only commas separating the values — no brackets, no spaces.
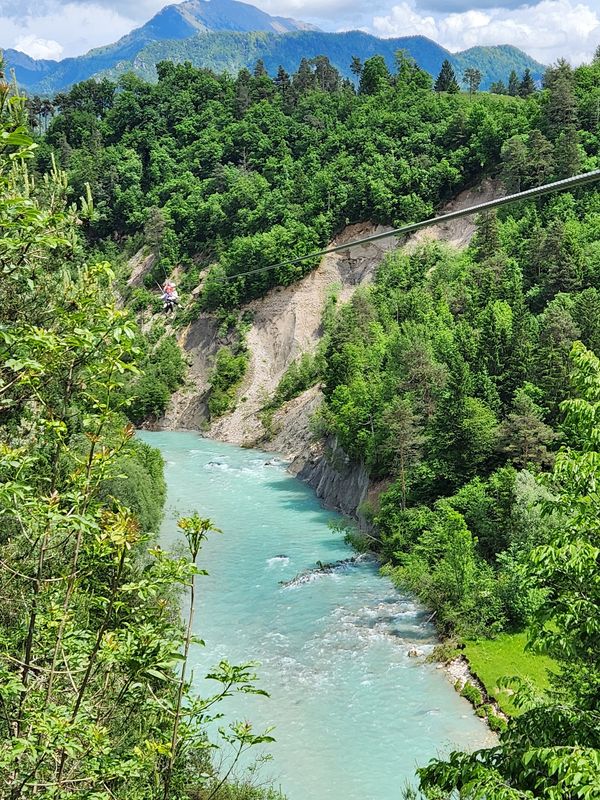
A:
35,52,547,310
4,39,600,800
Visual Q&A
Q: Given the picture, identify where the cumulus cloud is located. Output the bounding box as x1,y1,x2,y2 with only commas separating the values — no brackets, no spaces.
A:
372,0,600,64
13,34,64,60
1,0,165,22
2,0,600,64
416,0,529,11
1,2,145,58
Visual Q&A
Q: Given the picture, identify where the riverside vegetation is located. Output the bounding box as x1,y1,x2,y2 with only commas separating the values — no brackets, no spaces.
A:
8,43,600,799
0,63,280,800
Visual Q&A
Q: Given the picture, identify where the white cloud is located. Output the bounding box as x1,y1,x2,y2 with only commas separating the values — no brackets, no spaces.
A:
372,0,600,64
13,34,64,60
2,1,150,59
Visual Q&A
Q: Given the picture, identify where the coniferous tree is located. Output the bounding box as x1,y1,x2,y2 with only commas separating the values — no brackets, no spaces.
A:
379,397,424,509
540,220,583,300
359,55,392,94
234,67,252,117
434,59,459,93
519,67,536,96
274,64,291,104
501,135,529,192
545,74,578,138
312,55,341,92
489,79,507,94
553,126,581,178
472,210,501,261
498,388,556,468
350,55,363,80
527,129,554,186
292,57,316,93
253,58,268,78
507,69,520,96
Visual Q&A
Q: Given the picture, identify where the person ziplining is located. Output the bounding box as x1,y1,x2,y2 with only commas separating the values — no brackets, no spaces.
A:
161,280,179,313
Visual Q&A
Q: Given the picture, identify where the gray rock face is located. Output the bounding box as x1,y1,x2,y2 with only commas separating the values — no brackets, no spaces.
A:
295,437,369,520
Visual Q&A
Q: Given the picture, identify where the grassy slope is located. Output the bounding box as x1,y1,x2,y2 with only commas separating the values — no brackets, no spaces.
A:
464,633,557,715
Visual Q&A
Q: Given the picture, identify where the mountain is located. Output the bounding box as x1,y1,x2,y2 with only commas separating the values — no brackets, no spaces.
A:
3,1,545,94
96,31,546,91
3,0,319,93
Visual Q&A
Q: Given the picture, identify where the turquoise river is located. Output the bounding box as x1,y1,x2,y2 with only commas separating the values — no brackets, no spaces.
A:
139,431,491,800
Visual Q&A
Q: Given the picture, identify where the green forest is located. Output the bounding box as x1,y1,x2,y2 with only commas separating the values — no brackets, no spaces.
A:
2,42,600,800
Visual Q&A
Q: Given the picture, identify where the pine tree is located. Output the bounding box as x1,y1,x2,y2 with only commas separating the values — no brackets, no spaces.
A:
527,129,554,187
274,65,291,104
553,126,581,178
434,59,459,93
545,74,578,138
293,57,316,93
507,69,520,96
253,59,268,78
489,80,507,94
540,220,583,300
472,210,501,261
311,55,340,92
501,135,529,192
498,388,556,468
380,397,424,509
350,55,363,80
234,67,252,117
519,68,536,97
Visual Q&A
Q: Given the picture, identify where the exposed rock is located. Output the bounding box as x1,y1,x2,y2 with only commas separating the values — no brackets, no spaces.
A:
295,436,370,520
207,222,398,445
280,554,375,588
407,178,504,250
127,248,156,287
157,182,501,507
408,648,424,658
157,313,220,430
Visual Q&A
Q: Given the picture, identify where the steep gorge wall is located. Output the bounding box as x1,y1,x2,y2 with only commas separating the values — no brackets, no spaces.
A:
156,178,503,516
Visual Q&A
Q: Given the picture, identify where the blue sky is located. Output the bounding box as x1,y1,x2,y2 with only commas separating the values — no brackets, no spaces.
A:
2,0,599,64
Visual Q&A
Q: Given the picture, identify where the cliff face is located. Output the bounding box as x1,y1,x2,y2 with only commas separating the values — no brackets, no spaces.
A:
207,221,398,446
258,386,370,520
295,437,370,520
154,179,503,517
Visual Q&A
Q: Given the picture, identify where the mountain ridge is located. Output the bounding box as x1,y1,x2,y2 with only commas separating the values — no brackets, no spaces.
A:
3,0,545,93
3,0,318,92
98,30,546,92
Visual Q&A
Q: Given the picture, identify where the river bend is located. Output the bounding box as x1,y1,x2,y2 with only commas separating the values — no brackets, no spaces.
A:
139,431,490,800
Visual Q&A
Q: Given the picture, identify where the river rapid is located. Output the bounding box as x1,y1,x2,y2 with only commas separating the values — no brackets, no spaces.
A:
139,431,490,800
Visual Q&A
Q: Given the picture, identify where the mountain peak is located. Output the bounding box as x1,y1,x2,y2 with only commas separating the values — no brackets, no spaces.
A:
144,0,320,38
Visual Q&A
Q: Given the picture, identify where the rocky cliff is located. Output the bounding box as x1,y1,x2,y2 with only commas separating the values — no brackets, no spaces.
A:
155,178,503,517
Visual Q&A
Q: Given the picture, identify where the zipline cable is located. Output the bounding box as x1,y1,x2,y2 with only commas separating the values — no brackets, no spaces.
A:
218,168,600,282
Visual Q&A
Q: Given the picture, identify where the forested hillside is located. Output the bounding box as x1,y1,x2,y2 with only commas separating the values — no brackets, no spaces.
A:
10,40,600,799
37,52,543,315
93,33,544,93
0,60,277,799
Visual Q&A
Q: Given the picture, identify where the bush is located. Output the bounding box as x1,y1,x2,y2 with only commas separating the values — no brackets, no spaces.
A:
127,333,187,424
99,441,166,535
207,345,249,418
427,641,460,664
460,682,484,707
486,711,508,733
272,352,321,407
